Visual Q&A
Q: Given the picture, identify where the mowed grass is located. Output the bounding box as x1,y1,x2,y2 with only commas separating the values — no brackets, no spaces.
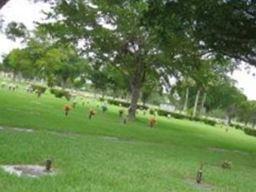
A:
0,86,256,191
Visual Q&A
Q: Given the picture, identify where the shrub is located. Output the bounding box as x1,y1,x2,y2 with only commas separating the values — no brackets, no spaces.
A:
31,84,47,97
230,123,244,130
157,109,217,126
99,97,105,102
107,99,130,108
101,104,108,112
149,108,156,115
157,109,188,120
107,99,148,110
198,118,217,126
50,88,71,101
244,127,256,137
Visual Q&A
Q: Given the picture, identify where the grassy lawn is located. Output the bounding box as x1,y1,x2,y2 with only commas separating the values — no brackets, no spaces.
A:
0,86,256,191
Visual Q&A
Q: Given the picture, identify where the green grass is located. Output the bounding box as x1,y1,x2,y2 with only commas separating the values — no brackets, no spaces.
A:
0,86,256,191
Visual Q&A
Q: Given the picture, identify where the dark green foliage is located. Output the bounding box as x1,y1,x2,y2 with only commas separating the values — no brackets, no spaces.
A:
244,128,256,137
107,99,130,108
101,105,108,112
229,123,245,131
50,88,71,101
145,0,256,66
198,118,216,126
99,97,105,102
149,109,156,115
157,109,216,126
107,99,148,110
31,84,47,97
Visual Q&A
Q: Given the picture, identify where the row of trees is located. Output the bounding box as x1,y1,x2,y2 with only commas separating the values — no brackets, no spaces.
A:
1,0,255,121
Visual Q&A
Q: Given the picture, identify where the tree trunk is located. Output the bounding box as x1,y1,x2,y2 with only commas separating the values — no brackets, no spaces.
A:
193,89,201,117
128,63,145,121
200,92,207,115
183,87,189,112
128,83,141,120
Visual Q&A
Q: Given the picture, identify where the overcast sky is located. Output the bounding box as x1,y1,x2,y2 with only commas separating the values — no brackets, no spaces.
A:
1,0,256,100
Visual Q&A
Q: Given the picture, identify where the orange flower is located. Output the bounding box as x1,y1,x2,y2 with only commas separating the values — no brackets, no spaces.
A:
149,117,157,128
64,104,72,111
64,104,72,116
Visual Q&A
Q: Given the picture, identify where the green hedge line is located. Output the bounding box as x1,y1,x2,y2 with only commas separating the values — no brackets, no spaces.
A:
244,128,256,136
31,84,47,97
105,99,216,126
107,99,149,110
228,123,256,137
50,88,71,101
157,109,216,126
229,123,245,130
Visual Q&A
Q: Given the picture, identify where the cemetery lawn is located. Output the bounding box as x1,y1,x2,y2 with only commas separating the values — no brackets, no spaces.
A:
1,87,256,192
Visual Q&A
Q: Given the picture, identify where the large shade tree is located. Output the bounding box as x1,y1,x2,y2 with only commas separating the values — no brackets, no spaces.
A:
39,0,204,120
144,0,256,66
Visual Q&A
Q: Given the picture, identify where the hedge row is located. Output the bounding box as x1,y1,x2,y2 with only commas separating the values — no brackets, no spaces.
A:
106,99,216,126
50,88,71,101
229,123,245,130
157,109,217,126
31,84,47,97
227,123,256,137
107,99,149,110
244,128,256,137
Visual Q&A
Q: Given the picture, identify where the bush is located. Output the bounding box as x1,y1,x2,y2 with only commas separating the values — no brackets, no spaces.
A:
31,84,47,97
244,127,256,137
50,88,71,101
107,99,148,110
99,97,105,102
107,99,130,108
101,105,108,112
230,123,244,130
157,109,188,120
149,108,156,115
198,118,217,126
157,109,216,126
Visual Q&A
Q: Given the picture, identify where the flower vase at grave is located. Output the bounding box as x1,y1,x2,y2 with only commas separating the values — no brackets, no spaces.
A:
149,117,157,128
64,104,72,116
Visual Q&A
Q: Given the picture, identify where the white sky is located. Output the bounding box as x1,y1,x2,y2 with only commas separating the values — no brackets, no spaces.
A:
1,0,256,100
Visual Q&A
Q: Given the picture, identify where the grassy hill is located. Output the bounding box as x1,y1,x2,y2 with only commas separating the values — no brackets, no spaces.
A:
0,86,256,192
